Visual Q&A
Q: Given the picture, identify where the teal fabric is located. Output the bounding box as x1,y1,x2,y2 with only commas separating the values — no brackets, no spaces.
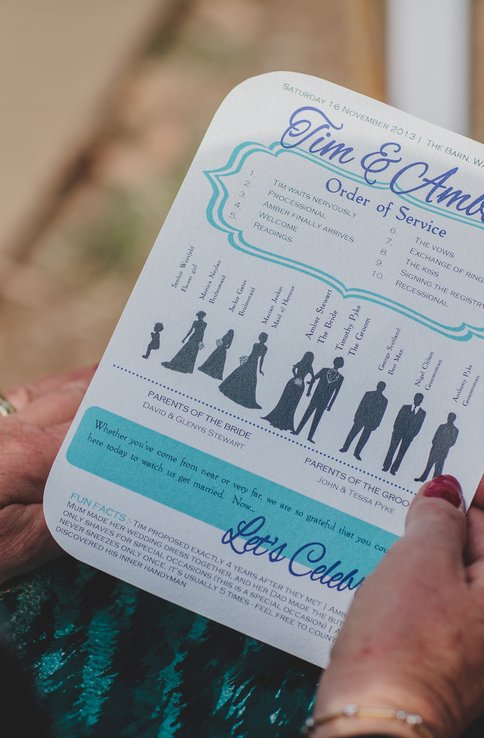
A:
0,558,318,737
1,558,483,737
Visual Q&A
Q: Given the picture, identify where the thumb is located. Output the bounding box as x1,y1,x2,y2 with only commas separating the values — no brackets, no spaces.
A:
472,474,484,510
404,475,467,573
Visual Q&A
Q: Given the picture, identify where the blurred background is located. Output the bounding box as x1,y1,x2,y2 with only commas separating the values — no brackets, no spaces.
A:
1,0,483,387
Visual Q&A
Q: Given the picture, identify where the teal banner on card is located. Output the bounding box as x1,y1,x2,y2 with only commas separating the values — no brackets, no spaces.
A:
67,407,397,576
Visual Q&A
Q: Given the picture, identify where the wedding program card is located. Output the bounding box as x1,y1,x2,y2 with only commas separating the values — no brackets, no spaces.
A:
44,72,484,667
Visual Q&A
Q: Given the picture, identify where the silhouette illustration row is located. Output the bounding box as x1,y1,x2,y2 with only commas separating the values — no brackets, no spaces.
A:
142,313,459,480
143,312,267,406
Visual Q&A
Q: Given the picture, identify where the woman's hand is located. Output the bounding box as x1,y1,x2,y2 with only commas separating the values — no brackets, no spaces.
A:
314,474,484,738
0,366,95,585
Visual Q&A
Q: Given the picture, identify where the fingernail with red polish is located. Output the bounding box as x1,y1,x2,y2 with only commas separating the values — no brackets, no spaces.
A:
424,475,464,510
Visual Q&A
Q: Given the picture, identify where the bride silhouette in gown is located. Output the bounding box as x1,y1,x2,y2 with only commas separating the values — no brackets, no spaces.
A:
162,311,207,373
219,332,268,409
262,351,315,431
198,329,234,380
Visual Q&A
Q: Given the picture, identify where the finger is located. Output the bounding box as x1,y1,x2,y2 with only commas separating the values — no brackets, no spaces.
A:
465,506,484,568
403,476,467,572
356,478,467,602
471,474,484,510
2,421,71,506
11,378,91,427
0,504,63,585
461,475,484,592
464,475,484,575
4,365,96,412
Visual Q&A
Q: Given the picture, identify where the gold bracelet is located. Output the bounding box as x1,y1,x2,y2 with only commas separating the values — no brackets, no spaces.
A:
301,704,434,738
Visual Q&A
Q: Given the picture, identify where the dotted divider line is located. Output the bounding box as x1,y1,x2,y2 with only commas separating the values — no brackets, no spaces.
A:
113,363,413,495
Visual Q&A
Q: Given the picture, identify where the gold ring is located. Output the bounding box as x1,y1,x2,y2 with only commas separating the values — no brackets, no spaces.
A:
0,394,16,416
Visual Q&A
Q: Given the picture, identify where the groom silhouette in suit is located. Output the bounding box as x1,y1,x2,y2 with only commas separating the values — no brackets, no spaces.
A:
382,392,426,475
292,356,344,443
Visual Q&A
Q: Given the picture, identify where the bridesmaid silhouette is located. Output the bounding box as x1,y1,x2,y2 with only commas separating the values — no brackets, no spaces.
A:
262,351,314,431
162,311,207,373
219,332,268,409
198,329,234,380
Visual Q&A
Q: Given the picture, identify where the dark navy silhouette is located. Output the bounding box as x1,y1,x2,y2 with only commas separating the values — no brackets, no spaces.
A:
382,392,426,476
219,333,268,409
198,329,234,380
162,311,207,374
262,352,315,432
142,322,164,359
292,357,344,443
340,381,388,460
415,413,459,482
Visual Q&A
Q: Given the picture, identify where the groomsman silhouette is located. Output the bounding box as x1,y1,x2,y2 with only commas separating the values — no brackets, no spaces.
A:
382,392,426,475
415,412,459,482
292,357,344,443
340,381,388,460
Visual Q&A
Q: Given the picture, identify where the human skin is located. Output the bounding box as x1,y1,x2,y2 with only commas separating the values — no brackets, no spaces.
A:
313,474,484,738
0,366,95,584
1,367,484,738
